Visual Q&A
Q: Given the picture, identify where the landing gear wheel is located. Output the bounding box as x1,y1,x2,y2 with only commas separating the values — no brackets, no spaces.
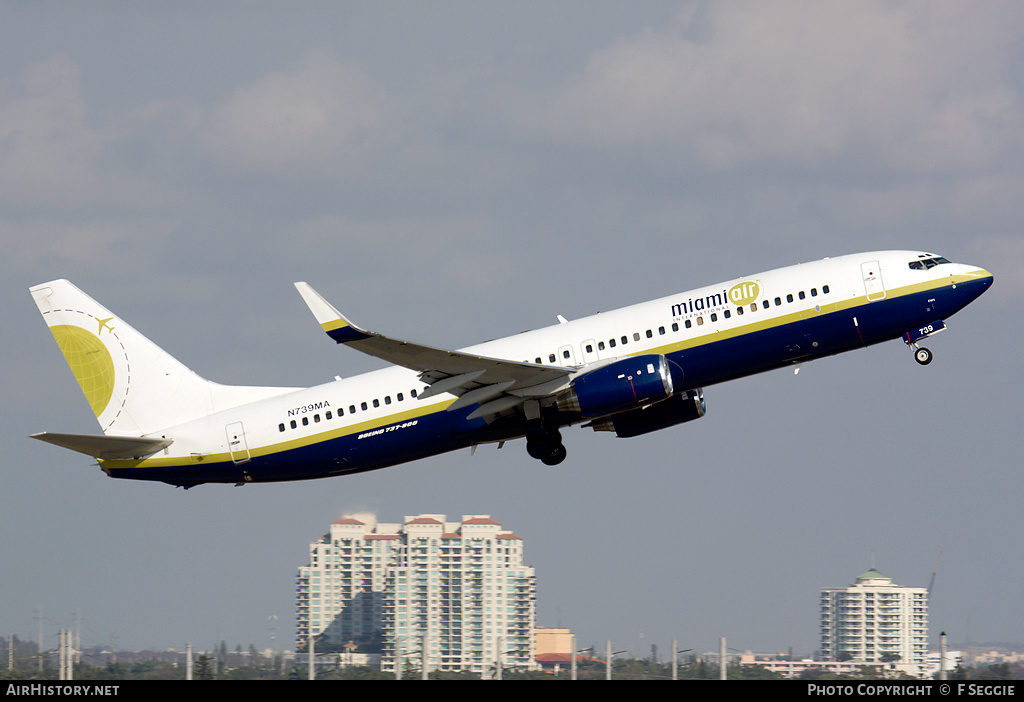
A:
540,444,567,466
526,424,566,465
526,440,549,460
914,347,933,365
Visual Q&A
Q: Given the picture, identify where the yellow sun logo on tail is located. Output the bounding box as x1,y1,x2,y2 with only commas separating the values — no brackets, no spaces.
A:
49,324,115,417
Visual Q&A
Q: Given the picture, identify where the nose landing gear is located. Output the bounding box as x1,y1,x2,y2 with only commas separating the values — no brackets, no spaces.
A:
903,320,945,366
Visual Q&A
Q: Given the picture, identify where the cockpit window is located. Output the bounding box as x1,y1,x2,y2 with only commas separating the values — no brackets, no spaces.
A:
908,256,951,270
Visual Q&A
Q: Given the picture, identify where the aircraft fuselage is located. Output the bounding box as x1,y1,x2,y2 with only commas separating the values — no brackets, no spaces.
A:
31,250,993,487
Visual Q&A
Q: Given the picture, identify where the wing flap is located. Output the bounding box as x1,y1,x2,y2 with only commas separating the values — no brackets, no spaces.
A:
446,380,516,412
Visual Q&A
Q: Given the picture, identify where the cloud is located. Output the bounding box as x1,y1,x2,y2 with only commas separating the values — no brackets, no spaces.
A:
0,55,180,270
0,55,101,210
518,2,1024,176
202,49,390,176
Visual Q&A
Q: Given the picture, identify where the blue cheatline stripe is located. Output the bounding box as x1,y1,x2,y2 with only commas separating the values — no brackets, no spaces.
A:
105,274,993,487
105,407,486,486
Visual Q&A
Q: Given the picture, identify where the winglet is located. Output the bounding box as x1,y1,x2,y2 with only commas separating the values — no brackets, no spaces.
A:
294,283,373,344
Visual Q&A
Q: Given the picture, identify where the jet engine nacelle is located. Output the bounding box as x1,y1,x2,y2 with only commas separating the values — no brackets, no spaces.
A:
592,388,706,438
558,354,674,418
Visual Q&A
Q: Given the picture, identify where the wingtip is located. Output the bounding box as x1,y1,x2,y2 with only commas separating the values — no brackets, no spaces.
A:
294,282,372,342
295,282,344,324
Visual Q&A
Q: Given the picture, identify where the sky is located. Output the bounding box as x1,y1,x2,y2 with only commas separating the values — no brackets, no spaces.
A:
2,1,1022,660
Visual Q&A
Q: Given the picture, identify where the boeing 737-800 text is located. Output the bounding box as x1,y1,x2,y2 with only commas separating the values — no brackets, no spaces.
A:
30,250,992,488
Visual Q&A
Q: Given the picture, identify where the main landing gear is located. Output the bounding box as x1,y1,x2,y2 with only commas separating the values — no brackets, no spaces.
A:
526,423,566,466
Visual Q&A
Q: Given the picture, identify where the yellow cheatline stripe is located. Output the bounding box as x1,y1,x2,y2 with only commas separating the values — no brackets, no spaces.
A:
645,276,964,356
103,273,985,470
101,399,455,470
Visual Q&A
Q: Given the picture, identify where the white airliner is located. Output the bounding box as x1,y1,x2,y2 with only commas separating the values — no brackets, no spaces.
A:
30,250,992,488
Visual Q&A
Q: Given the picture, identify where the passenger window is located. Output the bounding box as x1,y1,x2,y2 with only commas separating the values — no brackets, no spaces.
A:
549,353,556,362
811,288,817,297
671,323,679,332
723,309,731,319
314,414,320,423
823,285,830,294
609,339,616,348
535,357,542,364
658,326,665,335
736,306,744,315
373,399,380,408
633,332,640,341
787,294,794,303
696,317,704,326
598,341,605,351
621,336,628,345
302,417,309,426
799,291,806,300
645,330,652,338
762,300,769,310
279,423,286,432
349,405,356,414
290,420,297,429
411,389,418,398
684,320,691,329
385,396,391,405
397,393,403,402
361,402,368,411
562,350,570,359
710,313,717,322
585,344,593,353
774,297,781,306
750,303,757,312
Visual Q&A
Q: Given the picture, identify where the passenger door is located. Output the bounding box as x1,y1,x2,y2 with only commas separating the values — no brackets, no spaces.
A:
861,261,886,302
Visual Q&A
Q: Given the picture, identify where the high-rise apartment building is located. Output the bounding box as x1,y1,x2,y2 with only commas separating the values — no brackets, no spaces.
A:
819,568,928,674
296,513,537,675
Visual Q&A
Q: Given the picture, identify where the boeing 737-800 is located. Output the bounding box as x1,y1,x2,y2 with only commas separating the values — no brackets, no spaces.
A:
30,250,992,488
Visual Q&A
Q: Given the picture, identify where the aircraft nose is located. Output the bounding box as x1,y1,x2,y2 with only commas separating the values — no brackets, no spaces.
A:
968,267,995,288
956,266,994,301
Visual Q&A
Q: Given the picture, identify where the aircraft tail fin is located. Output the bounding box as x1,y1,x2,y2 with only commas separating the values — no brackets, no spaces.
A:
30,280,295,436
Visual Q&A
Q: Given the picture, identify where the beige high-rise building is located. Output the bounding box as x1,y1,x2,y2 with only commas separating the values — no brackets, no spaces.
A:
297,513,537,675
819,568,928,675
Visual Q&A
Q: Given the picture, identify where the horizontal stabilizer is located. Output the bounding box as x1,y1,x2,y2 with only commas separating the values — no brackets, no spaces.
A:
31,432,173,460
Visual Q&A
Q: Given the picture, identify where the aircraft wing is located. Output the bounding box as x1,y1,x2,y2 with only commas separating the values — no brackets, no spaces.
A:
295,283,574,418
